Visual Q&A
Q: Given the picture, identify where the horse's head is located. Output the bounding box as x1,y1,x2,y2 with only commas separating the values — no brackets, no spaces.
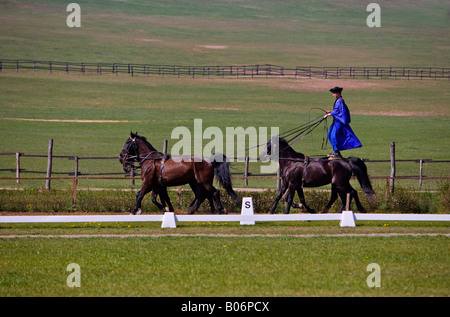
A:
260,136,299,162
260,139,272,160
119,132,159,172
119,132,141,173
259,135,282,161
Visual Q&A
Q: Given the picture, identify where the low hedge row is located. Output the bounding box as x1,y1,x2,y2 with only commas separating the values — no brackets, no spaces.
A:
1,182,449,214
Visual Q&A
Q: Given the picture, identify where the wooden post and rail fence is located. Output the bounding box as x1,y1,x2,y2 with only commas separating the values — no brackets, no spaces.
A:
1,140,449,211
1,59,450,80
1,140,449,189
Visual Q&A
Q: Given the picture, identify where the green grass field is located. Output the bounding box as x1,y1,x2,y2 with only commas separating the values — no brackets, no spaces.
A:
1,0,449,67
0,0,449,298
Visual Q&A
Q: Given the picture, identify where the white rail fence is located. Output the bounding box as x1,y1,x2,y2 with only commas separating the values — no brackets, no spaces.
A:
1,198,449,228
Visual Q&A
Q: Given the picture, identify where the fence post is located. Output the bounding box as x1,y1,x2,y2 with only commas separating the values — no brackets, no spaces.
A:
74,156,79,185
72,177,77,212
419,159,423,189
385,177,391,209
277,164,282,192
244,156,249,186
45,139,53,190
390,142,395,193
16,153,20,184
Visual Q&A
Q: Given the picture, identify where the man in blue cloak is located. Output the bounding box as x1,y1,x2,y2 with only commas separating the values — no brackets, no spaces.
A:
323,87,362,158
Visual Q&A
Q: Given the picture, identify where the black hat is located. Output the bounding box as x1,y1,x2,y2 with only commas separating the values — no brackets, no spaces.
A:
329,86,343,93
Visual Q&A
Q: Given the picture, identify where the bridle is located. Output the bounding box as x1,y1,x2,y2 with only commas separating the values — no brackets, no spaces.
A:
121,137,159,170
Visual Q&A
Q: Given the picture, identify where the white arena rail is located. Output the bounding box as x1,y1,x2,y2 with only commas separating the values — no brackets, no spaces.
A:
0,198,449,228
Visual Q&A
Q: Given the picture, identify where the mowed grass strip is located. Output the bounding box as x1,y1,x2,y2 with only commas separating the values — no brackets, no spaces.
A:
0,235,448,296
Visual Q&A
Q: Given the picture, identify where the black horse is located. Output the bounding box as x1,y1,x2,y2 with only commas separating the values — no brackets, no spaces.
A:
119,132,240,215
262,137,375,214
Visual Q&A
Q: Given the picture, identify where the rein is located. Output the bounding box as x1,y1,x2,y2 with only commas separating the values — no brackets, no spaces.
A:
124,152,161,169
279,112,328,149
245,109,328,154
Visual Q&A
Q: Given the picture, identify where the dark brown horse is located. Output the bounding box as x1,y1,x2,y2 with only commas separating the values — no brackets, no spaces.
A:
262,137,375,214
119,132,240,215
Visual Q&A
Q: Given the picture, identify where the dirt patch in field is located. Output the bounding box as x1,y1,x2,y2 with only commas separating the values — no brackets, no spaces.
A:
275,79,395,92
4,118,134,123
135,38,162,42
198,45,228,50
198,106,240,111
352,110,436,117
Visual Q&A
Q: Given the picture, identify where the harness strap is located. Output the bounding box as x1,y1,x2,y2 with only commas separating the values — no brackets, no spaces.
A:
302,155,310,188
159,154,170,184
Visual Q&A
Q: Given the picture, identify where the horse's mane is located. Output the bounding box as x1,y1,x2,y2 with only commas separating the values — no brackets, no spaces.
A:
277,136,305,158
132,132,158,152
278,137,289,148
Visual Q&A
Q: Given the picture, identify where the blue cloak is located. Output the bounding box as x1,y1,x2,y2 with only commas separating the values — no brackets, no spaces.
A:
327,98,362,151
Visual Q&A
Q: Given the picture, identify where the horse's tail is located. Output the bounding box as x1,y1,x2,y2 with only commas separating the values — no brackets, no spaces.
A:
348,157,376,200
210,153,240,205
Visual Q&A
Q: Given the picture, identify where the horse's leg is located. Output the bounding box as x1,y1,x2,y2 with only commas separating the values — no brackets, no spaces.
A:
208,195,216,214
351,188,367,213
322,184,338,213
283,187,296,214
187,197,197,214
202,185,217,214
187,182,198,214
337,190,349,212
150,188,166,212
201,181,223,214
188,191,206,214
296,187,316,213
269,182,288,214
212,187,225,214
187,181,202,214
132,190,142,215
132,183,151,215
157,186,174,212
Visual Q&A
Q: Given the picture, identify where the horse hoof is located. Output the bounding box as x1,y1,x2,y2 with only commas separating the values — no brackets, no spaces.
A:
136,209,143,215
